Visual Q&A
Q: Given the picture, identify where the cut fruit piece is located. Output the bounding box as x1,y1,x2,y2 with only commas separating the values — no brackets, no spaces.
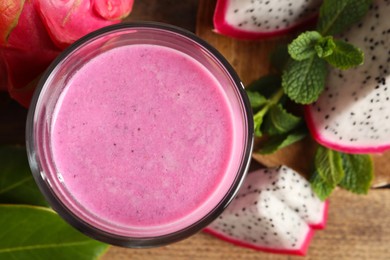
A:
205,191,314,256
305,1,390,154
205,166,327,255
213,0,321,40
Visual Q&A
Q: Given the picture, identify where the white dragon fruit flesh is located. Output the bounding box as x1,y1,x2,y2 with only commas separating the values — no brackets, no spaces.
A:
305,0,390,153
213,0,322,39
205,166,328,256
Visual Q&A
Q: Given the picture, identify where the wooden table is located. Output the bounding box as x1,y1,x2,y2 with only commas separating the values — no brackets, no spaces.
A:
2,1,390,259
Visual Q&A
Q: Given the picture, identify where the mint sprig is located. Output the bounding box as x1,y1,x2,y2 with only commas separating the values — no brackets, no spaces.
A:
324,39,364,69
288,31,322,61
314,145,344,185
251,88,284,137
282,0,371,104
282,55,327,104
262,104,302,135
258,128,307,155
311,146,374,200
245,0,374,201
339,153,373,194
246,74,307,151
310,170,335,201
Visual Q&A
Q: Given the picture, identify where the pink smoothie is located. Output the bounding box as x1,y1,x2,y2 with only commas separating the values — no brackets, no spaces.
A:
51,44,235,233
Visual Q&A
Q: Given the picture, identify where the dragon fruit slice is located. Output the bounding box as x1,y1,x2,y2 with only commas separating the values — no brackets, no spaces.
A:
305,1,390,154
241,166,328,229
205,166,327,255
213,0,322,40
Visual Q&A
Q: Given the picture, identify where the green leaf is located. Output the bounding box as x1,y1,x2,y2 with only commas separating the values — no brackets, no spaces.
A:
0,205,108,260
262,104,302,135
314,146,344,185
254,110,266,137
282,56,328,104
0,146,47,206
270,45,290,72
251,88,284,138
288,31,323,61
339,153,374,194
324,39,364,69
315,36,336,58
246,74,281,98
258,128,307,154
317,0,372,36
310,170,336,201
246,91,268,109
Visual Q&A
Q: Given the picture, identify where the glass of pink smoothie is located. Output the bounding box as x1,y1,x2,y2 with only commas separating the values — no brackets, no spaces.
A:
26,22,253,247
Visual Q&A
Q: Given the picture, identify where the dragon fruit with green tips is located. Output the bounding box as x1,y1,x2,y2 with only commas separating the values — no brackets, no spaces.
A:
0,0,134,108
305,0,390,153
204,166,328,256
213,0,322,39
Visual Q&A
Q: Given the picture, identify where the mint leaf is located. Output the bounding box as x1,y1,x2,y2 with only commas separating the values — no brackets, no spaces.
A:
262,104,302,135
310,170,336,201
288,31,322,61
247,74,281,98
246,91,268,109
252,88,284,137
258,128,307,154
254,111,266,137
282,56,327,104
339,153,373,194
0,146,47,206
314,146,344,185
270,45,289,72
324,39,364,69
317,0,372,36
315,36,336,58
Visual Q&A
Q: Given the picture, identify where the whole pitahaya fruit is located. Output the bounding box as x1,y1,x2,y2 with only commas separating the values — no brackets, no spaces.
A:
0,0,134,108
205,166,328,256
213,0,322,40
305,0,390,154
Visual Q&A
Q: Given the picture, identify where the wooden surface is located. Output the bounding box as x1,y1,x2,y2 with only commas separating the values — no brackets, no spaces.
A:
1,0,389,259
103,189,390,260
102,1,390,259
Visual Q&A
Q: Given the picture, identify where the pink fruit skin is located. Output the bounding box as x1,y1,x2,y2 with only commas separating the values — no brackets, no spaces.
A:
34,0,119,49
213,0,318,40
203,227,315,256
1,1,61,107
304,106,390,154
0,53,7,91
0,0,133,107
93,0,134,20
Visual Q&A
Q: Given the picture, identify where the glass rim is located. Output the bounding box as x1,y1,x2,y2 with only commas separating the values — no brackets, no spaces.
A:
26,21,254,247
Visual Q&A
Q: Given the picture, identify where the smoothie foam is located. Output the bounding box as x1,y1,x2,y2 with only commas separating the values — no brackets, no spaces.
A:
51,44,236,233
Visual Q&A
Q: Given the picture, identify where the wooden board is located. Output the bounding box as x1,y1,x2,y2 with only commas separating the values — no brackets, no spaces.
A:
103,1,390,259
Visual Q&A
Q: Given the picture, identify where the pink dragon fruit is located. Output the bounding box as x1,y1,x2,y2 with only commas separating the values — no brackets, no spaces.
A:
0,0,134,108
205,166,328,256
213,0,322,40
305,0,390,154
0,0,24,46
